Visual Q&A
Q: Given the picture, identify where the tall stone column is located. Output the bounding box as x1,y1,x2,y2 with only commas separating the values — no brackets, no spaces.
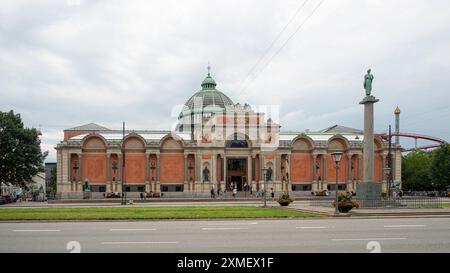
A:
357,94,381,200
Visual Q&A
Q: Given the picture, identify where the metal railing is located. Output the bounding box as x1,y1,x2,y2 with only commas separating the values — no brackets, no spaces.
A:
307,196,445,209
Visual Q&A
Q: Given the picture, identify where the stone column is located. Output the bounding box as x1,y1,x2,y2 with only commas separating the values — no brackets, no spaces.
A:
357,154,361,182
77,153,83,192
106,153,111,192
145,153,150,192
184,154,188,192
260,154,264,191
275,154,281,192
223,154,227,189
347,154,353,191
56,150,62,193
156,153,160,193
286,154,291,192
358,95,381,199
322,154,327,191
247,155,252,190
212,153,216,189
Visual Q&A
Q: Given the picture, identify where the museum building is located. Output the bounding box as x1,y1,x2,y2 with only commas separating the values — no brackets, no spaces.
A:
55,70,402,199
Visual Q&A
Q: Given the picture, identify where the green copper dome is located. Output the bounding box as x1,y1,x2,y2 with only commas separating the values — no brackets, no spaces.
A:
178,67,234,120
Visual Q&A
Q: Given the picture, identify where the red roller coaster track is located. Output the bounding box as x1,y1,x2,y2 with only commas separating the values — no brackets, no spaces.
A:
376,132,448,152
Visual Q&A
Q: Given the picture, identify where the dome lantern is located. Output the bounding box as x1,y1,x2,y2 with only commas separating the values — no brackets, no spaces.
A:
178,66,234,122
201,64,217,90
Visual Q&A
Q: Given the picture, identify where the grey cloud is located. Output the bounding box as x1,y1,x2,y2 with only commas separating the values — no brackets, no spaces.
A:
0,0,449,162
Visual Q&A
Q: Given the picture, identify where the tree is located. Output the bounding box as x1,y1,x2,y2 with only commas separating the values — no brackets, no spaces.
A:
430,144,450,190
401,150,432,191
0,110,47,191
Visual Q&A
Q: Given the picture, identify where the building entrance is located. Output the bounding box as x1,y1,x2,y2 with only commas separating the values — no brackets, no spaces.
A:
226,158,247,191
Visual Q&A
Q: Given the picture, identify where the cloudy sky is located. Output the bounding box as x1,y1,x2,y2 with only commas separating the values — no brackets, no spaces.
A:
1,0,449,162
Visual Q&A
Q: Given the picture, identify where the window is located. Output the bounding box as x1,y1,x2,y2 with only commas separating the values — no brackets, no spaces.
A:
161,185,184,192
292,184,312,191
90,185,106,192
327,184,347,191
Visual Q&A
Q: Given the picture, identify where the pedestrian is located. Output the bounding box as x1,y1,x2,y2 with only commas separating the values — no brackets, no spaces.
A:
217,187,220,197
250,185,254,196
232,187,237,199
271,188,275,201
140,192,144,201
223,188,227,199
210,187,215,199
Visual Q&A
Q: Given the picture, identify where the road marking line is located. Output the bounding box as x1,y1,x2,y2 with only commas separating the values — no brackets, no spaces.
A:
383,225,426,228
109,228,156,231
202,227,249,231
296,226,328,229
101,241,179,245
332,238,406,241
206,222,258,226
13,230,60,232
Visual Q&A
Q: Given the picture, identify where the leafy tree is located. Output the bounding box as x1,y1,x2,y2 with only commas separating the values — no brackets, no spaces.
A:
402,150,432,191
430,144,450,190
0,110,47,191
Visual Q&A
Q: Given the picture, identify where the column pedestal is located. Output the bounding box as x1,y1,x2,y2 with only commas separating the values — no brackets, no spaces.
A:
357,95,382,200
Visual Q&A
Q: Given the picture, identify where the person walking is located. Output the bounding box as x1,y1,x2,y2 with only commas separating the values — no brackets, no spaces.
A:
210,187,215,199
250,185,254,196
232,187,237,199
271,188,275,201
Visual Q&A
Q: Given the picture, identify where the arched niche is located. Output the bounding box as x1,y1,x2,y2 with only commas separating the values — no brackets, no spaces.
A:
327,135,350,152
82,135,107,151
292,135,314,151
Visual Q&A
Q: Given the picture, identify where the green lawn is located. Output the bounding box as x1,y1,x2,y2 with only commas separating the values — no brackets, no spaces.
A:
0,206,320,221
442,203,450,207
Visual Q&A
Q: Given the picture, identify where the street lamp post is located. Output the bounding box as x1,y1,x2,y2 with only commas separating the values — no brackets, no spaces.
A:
331,151,343,215
262,167,268,208
384,167,391,196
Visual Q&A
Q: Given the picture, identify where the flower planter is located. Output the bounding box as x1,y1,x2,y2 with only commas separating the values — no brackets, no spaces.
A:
338,205,354,213
278,200,292,207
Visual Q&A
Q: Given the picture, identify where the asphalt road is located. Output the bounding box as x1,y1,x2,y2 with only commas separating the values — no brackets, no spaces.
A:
1,217,450,253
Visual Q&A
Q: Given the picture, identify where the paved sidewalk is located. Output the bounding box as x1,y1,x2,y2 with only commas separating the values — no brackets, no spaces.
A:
288,203,450,217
